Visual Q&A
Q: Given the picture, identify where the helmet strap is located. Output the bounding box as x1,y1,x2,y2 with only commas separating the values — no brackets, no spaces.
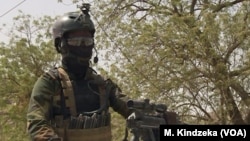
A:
55,38,62,53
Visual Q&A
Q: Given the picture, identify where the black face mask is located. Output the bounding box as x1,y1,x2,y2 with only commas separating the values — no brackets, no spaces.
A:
60,38,94,75
62,56,89,76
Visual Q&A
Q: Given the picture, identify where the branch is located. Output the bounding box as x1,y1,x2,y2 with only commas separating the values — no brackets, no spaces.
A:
190,0,197,15
230,83,250,107
212,0,245,13
0,112,10,115
229,65,250,77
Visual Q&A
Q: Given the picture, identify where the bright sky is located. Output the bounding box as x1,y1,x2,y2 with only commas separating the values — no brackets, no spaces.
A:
0,0,79,43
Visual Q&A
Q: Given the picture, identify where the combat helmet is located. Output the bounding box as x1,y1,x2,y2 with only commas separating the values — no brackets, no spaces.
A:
52,3,95,53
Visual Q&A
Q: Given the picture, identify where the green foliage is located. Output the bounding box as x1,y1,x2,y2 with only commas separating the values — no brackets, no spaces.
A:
0,11,60,140
1,0,250,140
91,0,250,126
109,109,128,141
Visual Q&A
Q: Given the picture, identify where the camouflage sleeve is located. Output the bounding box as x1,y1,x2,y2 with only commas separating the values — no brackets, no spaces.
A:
106,79,133,118
27,72,60,141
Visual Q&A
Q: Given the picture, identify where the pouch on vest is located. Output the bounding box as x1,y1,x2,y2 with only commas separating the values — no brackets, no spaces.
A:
53,67,112,141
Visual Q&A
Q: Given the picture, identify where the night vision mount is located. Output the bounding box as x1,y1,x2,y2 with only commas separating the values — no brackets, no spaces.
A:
77,3,91,15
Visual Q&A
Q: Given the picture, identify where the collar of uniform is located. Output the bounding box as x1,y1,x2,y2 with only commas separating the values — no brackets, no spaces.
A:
61,66,95,80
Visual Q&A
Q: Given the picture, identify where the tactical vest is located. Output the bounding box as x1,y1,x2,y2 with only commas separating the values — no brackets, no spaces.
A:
50,67,112,141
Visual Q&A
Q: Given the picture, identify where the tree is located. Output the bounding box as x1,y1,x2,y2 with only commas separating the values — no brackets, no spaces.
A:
88,0,250,125
0,11,59,140
1,0,250,140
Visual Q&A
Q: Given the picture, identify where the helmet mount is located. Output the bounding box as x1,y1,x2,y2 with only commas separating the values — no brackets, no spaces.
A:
77,3,91,15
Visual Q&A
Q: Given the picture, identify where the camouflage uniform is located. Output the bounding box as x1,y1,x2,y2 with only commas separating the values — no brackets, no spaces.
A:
27,67,131,141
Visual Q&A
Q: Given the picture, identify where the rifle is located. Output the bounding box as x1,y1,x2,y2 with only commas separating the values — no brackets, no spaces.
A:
124,99,167,141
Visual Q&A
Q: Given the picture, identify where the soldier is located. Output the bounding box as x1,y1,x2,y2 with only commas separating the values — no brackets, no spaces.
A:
26,4,132,141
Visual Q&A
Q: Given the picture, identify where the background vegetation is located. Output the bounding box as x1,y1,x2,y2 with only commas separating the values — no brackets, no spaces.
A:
0,0,249,140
